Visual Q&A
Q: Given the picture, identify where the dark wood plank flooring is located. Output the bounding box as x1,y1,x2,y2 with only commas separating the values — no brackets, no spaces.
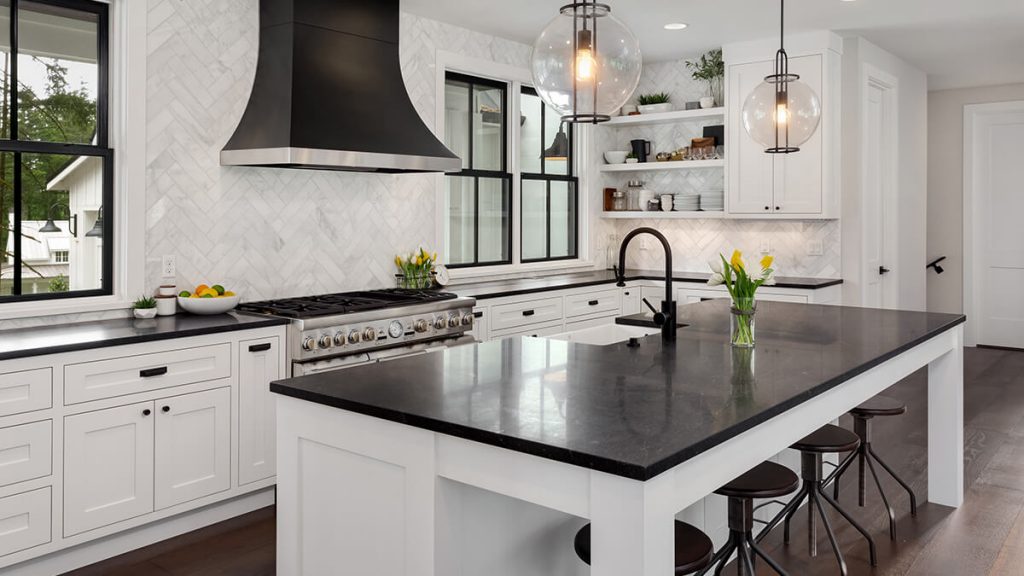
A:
64,347,1024,575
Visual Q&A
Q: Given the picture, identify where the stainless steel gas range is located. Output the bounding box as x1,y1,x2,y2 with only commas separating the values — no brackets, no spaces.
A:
237,289,477,376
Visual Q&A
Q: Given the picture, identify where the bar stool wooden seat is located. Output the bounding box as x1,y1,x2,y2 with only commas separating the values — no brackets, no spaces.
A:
573,520,713,574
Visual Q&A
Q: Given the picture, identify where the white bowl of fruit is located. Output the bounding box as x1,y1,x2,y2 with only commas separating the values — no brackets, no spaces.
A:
177,284,240,315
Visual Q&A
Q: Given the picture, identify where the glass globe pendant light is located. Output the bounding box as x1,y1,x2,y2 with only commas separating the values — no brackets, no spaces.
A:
741,0,821,153
531,1,642,123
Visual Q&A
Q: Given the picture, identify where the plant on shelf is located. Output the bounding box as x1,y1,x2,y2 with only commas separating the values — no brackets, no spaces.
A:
686,48,724,106
708,250,775,347
395,248,438,290
625,151,638,164
636,92,671,106
132,295,158,319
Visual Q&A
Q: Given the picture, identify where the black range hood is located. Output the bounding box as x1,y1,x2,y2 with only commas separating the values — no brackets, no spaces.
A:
221,0,461,173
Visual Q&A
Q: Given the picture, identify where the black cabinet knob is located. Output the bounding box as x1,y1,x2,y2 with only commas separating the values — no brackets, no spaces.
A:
162,406,171,413
142,409,151,416
879,266,891,275
764,206,770,211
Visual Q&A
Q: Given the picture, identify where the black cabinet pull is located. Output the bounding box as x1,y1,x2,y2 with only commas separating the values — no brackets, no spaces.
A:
162,406,171,413
588,300,599,306
522,310,535,317
139,367,168,378
473,311,483,318
142,409,151,416
764,206,770,211
879,266,891,275
624,291,631,296
775,206,781,211
248,343,272,353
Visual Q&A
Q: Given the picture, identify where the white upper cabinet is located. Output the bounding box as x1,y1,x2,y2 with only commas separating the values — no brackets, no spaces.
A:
725,32,841,219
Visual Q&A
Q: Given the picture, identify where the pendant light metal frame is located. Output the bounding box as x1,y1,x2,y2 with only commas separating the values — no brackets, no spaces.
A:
765,0,801,154
564,0,611,124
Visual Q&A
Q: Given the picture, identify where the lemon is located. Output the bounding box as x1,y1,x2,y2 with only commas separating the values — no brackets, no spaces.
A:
212,284,226,295
224,291,236,297
178,291,191,298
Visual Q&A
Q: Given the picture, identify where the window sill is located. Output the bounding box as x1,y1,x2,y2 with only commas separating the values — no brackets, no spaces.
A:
448,260,599,282
0,295,131,322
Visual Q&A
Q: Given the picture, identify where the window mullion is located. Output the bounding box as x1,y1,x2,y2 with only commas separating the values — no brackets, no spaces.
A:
10,1,20,296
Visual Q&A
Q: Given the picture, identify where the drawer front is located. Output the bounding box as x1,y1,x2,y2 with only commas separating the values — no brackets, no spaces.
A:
65,343,231,405
564,315,618,332
0,487,51,558
0,421,51,487
564,288,620,318
490,297,563,332
0,368,52,418
490,321,565,340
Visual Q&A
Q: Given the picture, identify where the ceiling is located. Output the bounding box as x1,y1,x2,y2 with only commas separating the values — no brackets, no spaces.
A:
401,0,1024,90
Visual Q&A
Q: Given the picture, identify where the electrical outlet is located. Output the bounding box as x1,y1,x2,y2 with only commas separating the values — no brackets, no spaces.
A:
759,240,772,254
807,241,824,256
161,255,176,278
639,237,649,250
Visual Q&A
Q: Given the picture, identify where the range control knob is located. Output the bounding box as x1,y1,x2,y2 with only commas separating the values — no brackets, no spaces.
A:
461,313,474,326
434,316,447,330
363,328,378,342
318,334,333,349
414,319,429,333
334,332,347,346
448,314,460,328
347,330,361,344
302,336,316,351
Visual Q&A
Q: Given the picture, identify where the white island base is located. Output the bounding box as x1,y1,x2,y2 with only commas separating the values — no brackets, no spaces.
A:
276,325,963,576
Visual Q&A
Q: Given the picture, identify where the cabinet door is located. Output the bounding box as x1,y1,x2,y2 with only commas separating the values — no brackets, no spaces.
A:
64,402,155,536
774,54,824,215
620,287,641,315
470,307,489,342
239,337,280,486
728,59,776,214
155,387,231,509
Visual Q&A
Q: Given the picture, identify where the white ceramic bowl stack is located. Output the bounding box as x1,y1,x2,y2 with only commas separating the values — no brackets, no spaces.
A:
700,190,725,212
673,192,700,212
604,151,629,164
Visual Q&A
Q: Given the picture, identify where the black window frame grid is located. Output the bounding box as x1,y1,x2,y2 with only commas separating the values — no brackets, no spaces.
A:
2,0,112,303
519,86,579,264
444,72,512,269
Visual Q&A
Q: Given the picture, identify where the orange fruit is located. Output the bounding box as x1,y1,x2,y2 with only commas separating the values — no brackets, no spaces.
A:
195,284,210,294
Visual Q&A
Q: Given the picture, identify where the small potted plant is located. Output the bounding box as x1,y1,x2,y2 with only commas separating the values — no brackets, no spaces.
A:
708,251,775,348
625,152,639,164
132,295,158,319
686,48,724,107
637,92,672,114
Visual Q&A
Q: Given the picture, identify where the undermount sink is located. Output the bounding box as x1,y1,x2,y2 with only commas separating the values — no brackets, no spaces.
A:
547,324,661,346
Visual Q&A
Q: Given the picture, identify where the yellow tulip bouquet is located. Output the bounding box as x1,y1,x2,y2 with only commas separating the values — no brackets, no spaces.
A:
708,250,775,347
394,248,439,290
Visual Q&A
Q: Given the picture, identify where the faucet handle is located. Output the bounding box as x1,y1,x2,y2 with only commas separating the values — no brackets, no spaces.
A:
642,298,667,326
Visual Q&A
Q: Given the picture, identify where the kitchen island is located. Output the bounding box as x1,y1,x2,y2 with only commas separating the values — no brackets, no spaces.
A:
271,300,965,576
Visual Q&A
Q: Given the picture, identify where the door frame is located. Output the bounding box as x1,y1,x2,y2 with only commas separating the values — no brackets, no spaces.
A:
860,64,900,308
963,100,1024,346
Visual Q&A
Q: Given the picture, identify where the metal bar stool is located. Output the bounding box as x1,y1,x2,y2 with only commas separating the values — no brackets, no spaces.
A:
758,425,878,576
828,395,918,539
574,520,714,574
697,461,800,576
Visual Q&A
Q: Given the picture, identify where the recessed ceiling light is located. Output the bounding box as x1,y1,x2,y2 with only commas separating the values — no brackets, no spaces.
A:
664,23,688,30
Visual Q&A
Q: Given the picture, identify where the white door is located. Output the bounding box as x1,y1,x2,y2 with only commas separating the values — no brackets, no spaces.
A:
155,387,231,509
238,337,280,485
728,59,776,214
64,402,155,536
862,70,899,309
774,54,824,215
967,102,1024,348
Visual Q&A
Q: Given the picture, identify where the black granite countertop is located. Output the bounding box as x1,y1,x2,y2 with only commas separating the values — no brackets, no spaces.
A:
452,269,842,300
0,312,291,361
271,300,964,481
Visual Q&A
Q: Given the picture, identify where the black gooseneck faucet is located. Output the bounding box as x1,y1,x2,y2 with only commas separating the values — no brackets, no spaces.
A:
614,227,677,341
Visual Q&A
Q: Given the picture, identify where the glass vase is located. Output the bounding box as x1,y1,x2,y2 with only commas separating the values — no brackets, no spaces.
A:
396,271,433,290
709,76,724,108
730,297,756,348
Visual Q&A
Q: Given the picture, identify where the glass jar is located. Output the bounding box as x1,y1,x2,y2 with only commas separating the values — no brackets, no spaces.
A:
611,190,626,211
626,180,644,211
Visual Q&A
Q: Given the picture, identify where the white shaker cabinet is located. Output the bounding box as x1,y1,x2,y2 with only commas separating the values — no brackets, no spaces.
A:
64,401,155,537
155,387,231,509
238,337,281,486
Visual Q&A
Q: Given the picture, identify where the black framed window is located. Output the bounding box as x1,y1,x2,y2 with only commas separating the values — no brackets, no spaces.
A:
443,72,512,268
0,0,111,302
520,87,577,263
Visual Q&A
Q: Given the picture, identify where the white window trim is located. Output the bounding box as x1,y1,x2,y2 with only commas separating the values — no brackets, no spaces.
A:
0,0,145,320
434,51,595,281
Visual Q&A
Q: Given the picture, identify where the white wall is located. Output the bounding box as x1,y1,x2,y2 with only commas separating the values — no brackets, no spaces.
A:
927,83,1024,314
840,37,928,310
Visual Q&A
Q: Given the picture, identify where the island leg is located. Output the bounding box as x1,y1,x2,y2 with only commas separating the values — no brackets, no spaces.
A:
589,472,676,576
927,325,964,507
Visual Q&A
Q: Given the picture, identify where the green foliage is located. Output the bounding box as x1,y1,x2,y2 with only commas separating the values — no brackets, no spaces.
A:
686,49,724,82
48,274,69,293
133,295,157,309
637,92,671,105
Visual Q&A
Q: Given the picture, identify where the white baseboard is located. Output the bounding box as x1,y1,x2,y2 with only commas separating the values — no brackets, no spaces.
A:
3,488,275,576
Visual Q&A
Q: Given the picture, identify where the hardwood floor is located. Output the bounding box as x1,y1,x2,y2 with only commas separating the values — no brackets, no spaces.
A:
64,347,1024,576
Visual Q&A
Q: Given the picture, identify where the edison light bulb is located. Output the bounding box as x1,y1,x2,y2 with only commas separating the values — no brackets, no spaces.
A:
775,103,789,125
575,47,596,81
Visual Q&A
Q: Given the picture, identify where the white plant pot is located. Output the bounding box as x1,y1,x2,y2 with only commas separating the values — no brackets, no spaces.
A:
700,97,716,109
638,103,673,114
133,308,158,319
